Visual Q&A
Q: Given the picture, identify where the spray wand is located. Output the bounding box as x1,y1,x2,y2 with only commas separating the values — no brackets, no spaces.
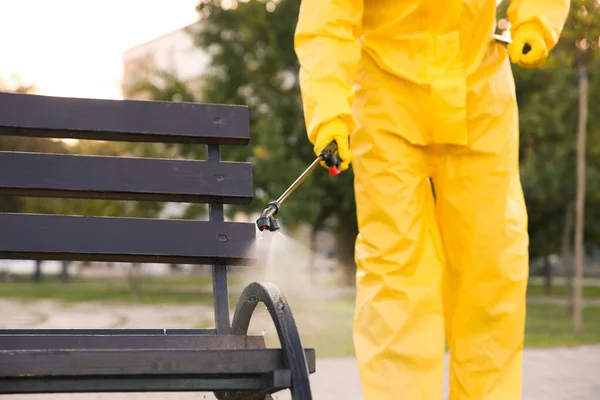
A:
256,141,342,232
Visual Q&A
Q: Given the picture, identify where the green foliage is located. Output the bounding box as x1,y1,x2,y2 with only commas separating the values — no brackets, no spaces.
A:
512,0,600,256
0,276,217,305
523,304,600,347
192,0,329,220
191,1,359,274
125,1,357,240
129,70,198,104
555,0,600,66
514,64,579,257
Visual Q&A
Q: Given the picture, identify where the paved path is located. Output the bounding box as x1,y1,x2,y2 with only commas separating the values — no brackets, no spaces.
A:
527,296,600,307
1,299,598,399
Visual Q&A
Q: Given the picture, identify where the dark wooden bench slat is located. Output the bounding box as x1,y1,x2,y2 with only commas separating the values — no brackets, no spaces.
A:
0,92,249,145
0,371,291,394
0,213,257,265
0,334,266,350
0,348,317,377
0,151,253,204
0,328,217,335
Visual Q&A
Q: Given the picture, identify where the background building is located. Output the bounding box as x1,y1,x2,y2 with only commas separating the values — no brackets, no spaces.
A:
121,21,208,100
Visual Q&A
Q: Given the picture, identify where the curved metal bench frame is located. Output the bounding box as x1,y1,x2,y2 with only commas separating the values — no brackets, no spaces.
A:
215,281,312,400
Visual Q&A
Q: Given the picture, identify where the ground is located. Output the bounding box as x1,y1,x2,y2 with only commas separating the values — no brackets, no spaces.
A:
2,275,600,352
1,297,599,400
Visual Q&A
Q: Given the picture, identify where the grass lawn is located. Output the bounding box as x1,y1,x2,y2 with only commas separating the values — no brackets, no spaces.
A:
3,276,597,304
0,275,235,305
524,304,600,347
1,276,599,358
526,282,600,298
258,296,600,358
283,295,357,358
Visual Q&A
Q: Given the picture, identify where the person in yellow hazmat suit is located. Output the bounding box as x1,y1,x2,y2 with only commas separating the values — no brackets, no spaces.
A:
294,1,570,399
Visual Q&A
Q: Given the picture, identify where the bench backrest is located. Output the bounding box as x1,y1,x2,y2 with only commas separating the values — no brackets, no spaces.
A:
0,91,257,333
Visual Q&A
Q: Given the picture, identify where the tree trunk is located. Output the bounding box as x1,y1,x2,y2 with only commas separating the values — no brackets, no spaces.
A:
309,205,332,285
573,62,588,331
128,263,141,298
309,227,318,285
561,202,574,315
60,261,69,282
335,216,359,287
543,256,552,295
33,260,42,281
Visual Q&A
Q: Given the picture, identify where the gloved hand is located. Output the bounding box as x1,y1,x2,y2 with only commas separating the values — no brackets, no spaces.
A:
508,23,548,68
313,117,353,172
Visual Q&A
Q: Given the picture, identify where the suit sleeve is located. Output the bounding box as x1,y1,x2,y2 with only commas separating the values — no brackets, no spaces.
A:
294,0,364,144
507,0,571,50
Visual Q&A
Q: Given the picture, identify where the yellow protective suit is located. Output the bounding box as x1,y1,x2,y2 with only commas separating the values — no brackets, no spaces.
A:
294,1,570,399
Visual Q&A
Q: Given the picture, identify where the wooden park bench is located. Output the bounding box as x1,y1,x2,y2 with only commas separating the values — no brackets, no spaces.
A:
0,91,315,399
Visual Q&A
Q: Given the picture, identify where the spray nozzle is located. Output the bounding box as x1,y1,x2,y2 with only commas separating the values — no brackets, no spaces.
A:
256,202,281,232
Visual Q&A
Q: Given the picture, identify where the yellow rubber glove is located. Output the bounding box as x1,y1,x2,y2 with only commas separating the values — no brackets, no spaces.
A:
313,117,353,172
508,23,549,68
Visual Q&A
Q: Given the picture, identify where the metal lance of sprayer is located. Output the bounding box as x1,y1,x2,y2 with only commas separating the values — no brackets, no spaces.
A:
255,35,517,232
256,141,342,232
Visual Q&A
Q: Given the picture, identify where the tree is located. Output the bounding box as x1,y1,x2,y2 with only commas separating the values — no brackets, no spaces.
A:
129,0,359,285
196,0,360,284
499,2,600,309
552,0,600,330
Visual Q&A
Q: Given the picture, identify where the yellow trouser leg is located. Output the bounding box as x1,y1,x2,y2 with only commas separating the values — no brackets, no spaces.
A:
433,103,529,399
351,127,446,400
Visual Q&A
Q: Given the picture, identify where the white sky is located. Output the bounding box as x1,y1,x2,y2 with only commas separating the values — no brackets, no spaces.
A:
0,0,199,99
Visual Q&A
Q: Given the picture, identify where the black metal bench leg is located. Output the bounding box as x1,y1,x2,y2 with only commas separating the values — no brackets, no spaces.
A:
214,281,313,400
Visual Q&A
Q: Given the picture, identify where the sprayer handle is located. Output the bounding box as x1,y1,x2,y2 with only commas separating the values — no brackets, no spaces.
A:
324,140,338,154
319,141,342,176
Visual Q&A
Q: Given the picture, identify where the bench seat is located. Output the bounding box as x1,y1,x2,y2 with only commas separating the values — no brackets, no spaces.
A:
0,330,315,394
